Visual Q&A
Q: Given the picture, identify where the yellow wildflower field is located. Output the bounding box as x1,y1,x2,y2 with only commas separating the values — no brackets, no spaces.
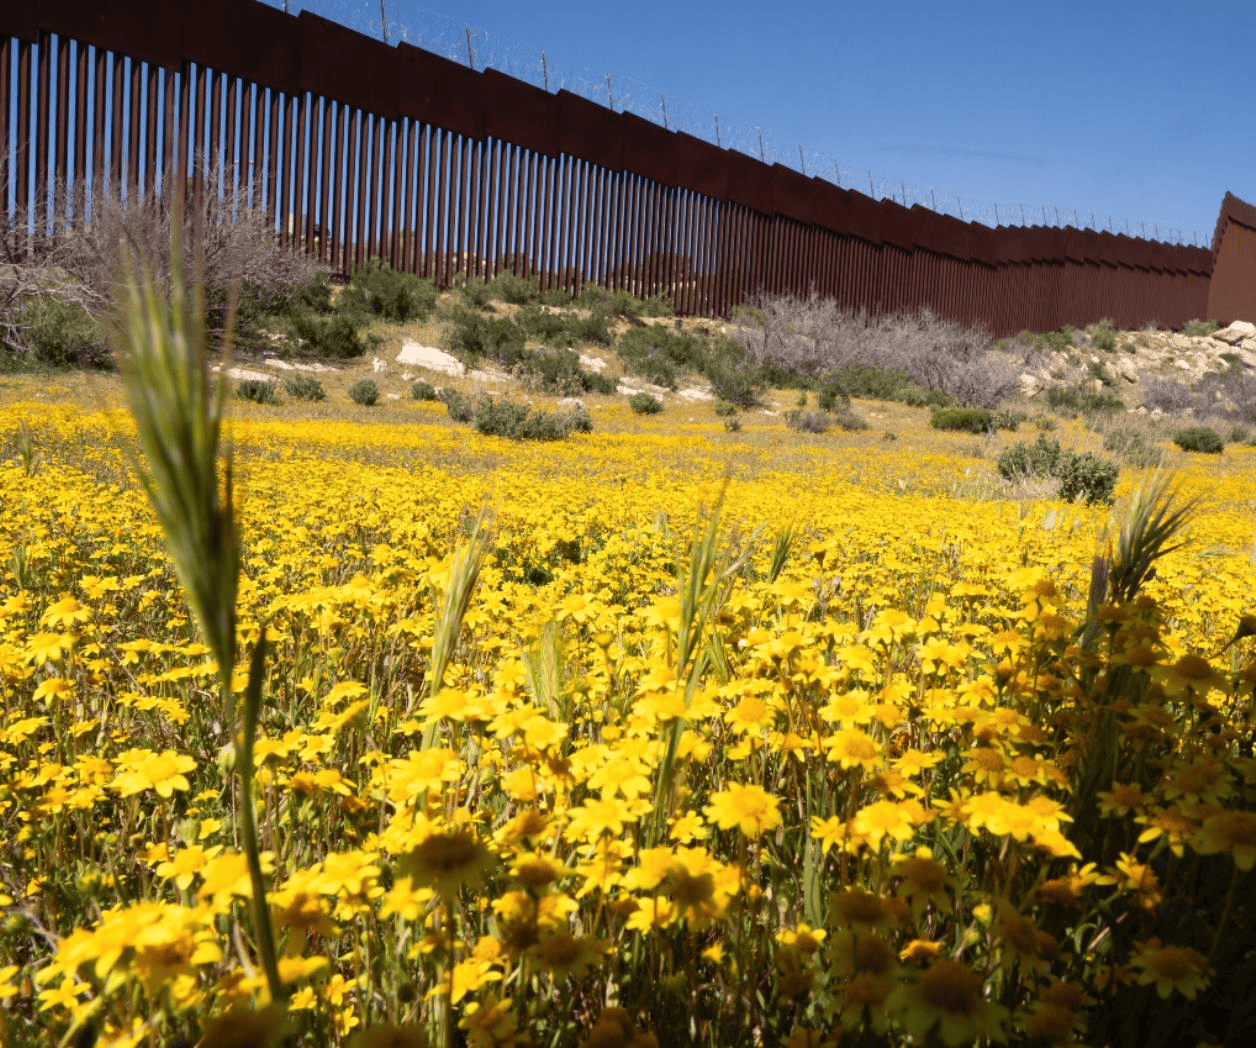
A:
0,382,1254,1048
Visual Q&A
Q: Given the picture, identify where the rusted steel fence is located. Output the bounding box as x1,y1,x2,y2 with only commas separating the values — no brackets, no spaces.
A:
1207,193,1256,324
1,0,1217,337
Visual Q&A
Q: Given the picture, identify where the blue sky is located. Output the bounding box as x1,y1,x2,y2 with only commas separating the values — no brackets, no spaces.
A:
278,0,1255,245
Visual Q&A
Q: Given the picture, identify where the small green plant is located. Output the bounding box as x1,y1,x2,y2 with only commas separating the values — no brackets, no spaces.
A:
6,293,112,369
1182,319,1220,338
1173,425,1224,454
1035,416,1057,431
411,380,439,401
443,308,526,365
1018,327,1075,354
234,378,279,404
1086,319,1118,353
997,435,1119,504
784,410,829,434
1228,423,1251,444
283,373,326,401
991,410,1027,431
796,392,808,407
723,418,741,432
349,379,379,406
628,392,663,415
930,407,993,434
1087,359,1117,387
882,431,897,441
713,400,737,417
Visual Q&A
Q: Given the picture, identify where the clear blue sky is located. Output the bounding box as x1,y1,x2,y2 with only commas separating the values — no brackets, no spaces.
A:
274,0,1255,245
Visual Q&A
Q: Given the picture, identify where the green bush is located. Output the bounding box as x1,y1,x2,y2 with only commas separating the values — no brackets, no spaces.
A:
459,279,495,311
723,418,742,432
469,395,592,441
1045,383,1126,420
1229,423,1251,444
235,378,280,404
1056,452,1119,505
1173,426,1224,454
411,380,439,401
4,294,111,369
1087,359,1117,387
930,407,993,434
831,407,871,431
283,373,326,401
992,410,1027,432
713,400,737,417
285,272,335,317
997,435,1119,504
1182,319,1220,337
443,309,527,366
485,273,541,305
348,379,379,406
628,392,663,415
785,410,829,434
440,388,474,422
817,365,926,404
337,260,437,322
291,312,378,359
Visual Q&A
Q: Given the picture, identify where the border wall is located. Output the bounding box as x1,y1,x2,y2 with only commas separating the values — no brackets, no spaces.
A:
0,0,1224,336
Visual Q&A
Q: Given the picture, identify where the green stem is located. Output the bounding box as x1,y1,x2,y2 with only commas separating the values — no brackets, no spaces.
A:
236,631,285,1005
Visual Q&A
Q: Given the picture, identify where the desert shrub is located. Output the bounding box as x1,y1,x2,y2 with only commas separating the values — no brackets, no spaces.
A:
1102,424,1162,468
830,406,870,431
817,365,925,404
1182,318,1220,337
785,410,829,434
817,387,851,415
1173,425,1224,454
1228,423,1251,444
577,286,672,320
458,279,495,311
1016,327,1075,354
348,379,379,406
338,260,438,323
705,359,761,408
1086,318,1118,352
628,392,663,415
440,388,474,422
728,295,1008,406
723,418,741,432
1046,383,1126,420
285,271,335,316
469,394,592,441
713,400,737,417
511,347,614,396
566,309,614,346
234,378,279,404
1087,359,1117,387
1035,416,1057,430
1141,377,1194,415
290,312,378,359
411,380,439,401
284,374,326,401
485,273,541,305
2,293,111,369
515,305,574,346
1195,365,1256,421
991,410,1027,431
930,407,993,434
1056,452,1120,505
443,309,527,367
997,435,1119,504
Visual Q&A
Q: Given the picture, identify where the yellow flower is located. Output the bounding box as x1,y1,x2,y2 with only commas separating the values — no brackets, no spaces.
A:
111,750,198,799
824,728,883,772
1193,809,1256,870
1130,939,1210,999
704,782,782,838
399,829,493,899
852,799,917,849
892,959,1007,1047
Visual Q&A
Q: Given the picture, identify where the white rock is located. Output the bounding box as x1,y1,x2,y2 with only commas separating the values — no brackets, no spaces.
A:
396,341,464,375
1211,320,1256,345
677,388,714,402
386,393,400,400
372,357,387,374
579,354,607,372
